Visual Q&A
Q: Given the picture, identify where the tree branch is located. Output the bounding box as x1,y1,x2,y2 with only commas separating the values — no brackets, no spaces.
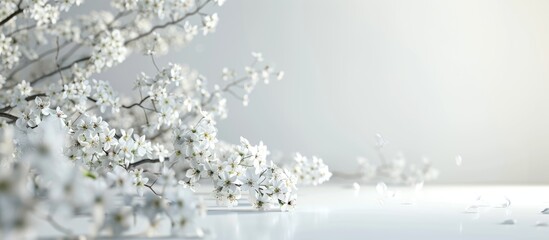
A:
0,113,18,122
124,0,211,45
45,215,74,236
128,158,161,168
122,96,151,109
6,23,37,36
0,8,23,26
202,76,249,107
7,42,72,81
29,56,90,86
0,93,45,113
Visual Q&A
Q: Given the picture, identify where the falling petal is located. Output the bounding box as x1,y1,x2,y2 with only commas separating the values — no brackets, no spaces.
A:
415,181,424,192
464,205,480,214
375,134,387,149
378,198,385,206
501,219,517,225
455,155,462,166
500,197,511,208
376,182,387,196
474,195,511,208
352,182,360,191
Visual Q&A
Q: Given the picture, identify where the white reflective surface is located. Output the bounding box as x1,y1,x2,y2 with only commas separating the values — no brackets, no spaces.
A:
200,183,549,240
35,183,549,239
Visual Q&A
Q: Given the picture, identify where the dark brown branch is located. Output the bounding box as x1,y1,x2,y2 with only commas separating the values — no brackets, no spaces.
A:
0,107,10,113
0,93,46,113
0,8,23,26
145,184,160,196
128,158,161,168
88,96,158,113
0,113,18,122
29,56,90,86
25,93,47,101
122,96,151,109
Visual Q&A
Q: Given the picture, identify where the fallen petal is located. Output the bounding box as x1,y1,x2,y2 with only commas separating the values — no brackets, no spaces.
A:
455,155,462,166
501,219,517,225
536,221,548,227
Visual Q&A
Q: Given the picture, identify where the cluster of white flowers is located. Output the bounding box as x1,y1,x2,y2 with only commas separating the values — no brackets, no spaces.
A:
168,112,300,211
15,97,64,129
92,79,121,113
218,52,285,107
0,80,31,112
357,155,439,185
0,34,20,70
113,0,191,18
174,133,298,211
3,99,206,238
26,1,60,27
90,30,127,71
347,134,439,185
292,153,332,186
62,77,91,106
0,0,331,238
202,13,219,35
172,115,218,164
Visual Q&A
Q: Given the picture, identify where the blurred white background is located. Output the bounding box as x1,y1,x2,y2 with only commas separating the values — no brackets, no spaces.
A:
92,0,549,184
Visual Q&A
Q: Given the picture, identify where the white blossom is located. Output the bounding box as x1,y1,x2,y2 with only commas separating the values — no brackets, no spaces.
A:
202,13,219,35
26,1,60,26
90,30,127,71
292,153,332,186
0,34,21,69
0,1,327,238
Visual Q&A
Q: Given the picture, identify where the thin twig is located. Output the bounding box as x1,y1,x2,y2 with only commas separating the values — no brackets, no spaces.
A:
128,158,161,168
6,41,71,81
124,0,212,45
55,37,66,84
6,24,37,36
0,93,46,113
59,43,82,65
145,184,160,196
46,215,74,236
121,96,151,109
29,56,90,85
151,53,161,72
202,76,249,106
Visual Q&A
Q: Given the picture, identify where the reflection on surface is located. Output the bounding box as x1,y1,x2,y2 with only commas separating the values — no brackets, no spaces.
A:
203,201,301,239
199,183,549,240
33,183,549,239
